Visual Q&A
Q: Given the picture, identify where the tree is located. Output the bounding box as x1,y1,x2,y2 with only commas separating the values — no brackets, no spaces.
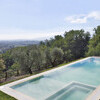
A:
2,51,14,80
94,26,100,35
16,47,35,74
33,48,45,71
63,49,73,62
50,47,64,67
11,45,46,74
45,48,52,68
86,26,100,56
0,59,5,81
10,62,20,76
64,30,90,59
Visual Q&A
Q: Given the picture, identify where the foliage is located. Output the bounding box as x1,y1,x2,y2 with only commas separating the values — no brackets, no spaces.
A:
64,30,90,59
1,27,100,81
0,58,5,81
10,62,20,76
86,26,100,56
50,47,64,67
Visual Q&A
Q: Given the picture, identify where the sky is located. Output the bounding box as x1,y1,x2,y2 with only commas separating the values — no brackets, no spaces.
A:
0,0,100,40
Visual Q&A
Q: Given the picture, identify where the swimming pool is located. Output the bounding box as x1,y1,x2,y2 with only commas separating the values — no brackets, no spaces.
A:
1,57,100,100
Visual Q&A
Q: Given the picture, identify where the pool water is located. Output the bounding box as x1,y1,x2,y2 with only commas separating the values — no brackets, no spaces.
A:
11,57,100,100
46,82,96,100
57,86,90,100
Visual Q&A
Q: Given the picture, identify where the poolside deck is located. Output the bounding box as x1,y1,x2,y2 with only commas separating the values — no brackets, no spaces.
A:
86,86,100,100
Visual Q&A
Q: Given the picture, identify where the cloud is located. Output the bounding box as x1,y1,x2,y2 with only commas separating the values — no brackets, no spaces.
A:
65,11,100,24
0,28,64,40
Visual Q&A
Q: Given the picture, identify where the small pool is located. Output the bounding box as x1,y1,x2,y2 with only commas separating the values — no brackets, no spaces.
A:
46,82,96,100
11,57,100,100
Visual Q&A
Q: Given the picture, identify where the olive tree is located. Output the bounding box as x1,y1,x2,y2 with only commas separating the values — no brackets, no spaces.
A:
50,47,64,67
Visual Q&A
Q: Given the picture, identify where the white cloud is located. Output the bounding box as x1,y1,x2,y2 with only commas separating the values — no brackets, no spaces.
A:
0,25,94,40
65,11,100,24
0,28,64,40
88,11,100,20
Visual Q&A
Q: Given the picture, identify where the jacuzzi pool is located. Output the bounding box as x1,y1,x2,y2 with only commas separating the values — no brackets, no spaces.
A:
46,82,96,100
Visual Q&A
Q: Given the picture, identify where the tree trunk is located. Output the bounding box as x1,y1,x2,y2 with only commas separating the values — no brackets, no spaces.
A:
17,70,19,76
5,72,8,81
51,62,55,67
28,68,32,74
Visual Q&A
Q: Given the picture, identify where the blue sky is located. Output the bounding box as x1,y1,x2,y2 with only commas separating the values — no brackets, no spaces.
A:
0,0,100,40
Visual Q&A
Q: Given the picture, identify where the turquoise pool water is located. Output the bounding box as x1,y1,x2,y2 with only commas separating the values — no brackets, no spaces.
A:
53,86,91,100
11,57,100,100
46,82,96,100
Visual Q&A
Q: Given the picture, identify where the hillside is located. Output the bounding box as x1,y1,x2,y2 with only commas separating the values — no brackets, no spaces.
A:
0,40,39,53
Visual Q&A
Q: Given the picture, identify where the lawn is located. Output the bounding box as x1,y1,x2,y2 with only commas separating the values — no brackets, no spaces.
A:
0,90,16,100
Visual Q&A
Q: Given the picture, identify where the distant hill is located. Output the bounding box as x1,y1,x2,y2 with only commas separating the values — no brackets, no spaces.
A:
0,40,39,53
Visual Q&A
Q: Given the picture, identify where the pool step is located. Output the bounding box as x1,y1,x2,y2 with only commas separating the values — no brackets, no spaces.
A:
45,81,96,100
54,86,91,100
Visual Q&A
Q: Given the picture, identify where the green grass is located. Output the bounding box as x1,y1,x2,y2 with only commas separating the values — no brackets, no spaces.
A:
0,91,16,100
0,57,86,100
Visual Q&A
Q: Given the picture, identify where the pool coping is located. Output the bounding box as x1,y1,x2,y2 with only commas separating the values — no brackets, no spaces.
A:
0,56,99,100
86,84,100,100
